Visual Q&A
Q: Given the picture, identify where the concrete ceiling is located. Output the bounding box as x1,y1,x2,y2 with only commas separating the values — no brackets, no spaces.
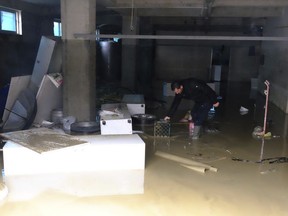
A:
97,0,288,18
20,0,288,18
20,0,288,36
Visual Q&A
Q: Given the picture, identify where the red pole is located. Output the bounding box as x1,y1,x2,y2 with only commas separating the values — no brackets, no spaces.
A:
263,80,270,135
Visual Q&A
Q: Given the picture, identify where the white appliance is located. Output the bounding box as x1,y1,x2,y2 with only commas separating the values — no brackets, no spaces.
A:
100,103,132,135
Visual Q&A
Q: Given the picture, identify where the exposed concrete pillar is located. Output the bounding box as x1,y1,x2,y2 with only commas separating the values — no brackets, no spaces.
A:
61,0,96,121
137,17,154,97
121,15,139,91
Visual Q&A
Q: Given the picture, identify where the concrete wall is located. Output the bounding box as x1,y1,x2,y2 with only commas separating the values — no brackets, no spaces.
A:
154,45,212,81
259,8,288,113
229,46,260,82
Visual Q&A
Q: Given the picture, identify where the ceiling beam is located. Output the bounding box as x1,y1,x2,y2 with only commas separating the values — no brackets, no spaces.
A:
74,33,288,41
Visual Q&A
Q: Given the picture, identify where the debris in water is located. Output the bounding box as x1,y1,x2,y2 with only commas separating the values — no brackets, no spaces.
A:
239,106,249,115
232,156,288,164
260,168,276,175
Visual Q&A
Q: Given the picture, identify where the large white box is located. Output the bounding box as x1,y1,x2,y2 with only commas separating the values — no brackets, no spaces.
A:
100,103,132,135
122,94,145,115
3,134,145,200
3,134,145,175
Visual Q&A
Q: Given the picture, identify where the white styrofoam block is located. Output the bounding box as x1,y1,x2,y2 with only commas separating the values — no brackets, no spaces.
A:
3,134,145,200
3,134,145,176
4,170,144,201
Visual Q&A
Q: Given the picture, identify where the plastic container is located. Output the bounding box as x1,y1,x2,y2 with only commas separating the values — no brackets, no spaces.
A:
51,109,63,124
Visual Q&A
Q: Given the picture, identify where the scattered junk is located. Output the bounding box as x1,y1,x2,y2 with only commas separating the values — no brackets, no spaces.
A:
62,116,77,131
1,36,61,133
50,108,64,125
232,156,288,164
264,157,288,164
0,81,147,199
252,126,271,139
155,151,217,173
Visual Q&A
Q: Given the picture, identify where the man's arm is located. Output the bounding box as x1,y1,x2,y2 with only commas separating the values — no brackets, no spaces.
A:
164,94,182,120
213,101,220,107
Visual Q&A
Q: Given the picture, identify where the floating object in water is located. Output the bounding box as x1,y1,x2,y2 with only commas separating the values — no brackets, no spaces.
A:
239,106,249,115
232,156,288,164
260,168,276,175
264,132,272,137
252,126,272,139
155,151,217,172
180,164,207,173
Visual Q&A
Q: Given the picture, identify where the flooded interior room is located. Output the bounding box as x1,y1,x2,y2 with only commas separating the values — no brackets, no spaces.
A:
0,0,288,215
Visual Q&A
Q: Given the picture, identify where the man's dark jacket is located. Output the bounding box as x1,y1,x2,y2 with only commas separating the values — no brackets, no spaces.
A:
166,78,218,117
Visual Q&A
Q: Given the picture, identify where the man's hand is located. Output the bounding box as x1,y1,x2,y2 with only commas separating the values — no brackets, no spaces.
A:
164,116,170,121
213,102,220,107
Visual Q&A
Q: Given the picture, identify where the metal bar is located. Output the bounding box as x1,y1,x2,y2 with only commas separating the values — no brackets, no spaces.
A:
74,33,288,41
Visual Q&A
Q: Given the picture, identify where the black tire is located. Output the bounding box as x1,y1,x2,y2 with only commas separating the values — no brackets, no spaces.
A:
70,121,100,133
131,114,157,126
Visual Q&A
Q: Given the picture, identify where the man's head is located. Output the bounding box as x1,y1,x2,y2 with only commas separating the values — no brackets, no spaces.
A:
171,81,183,94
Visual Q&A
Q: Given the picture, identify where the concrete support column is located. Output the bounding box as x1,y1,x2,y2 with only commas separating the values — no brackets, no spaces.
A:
138,17,154,97
61,0,96,121
121,15,139,91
